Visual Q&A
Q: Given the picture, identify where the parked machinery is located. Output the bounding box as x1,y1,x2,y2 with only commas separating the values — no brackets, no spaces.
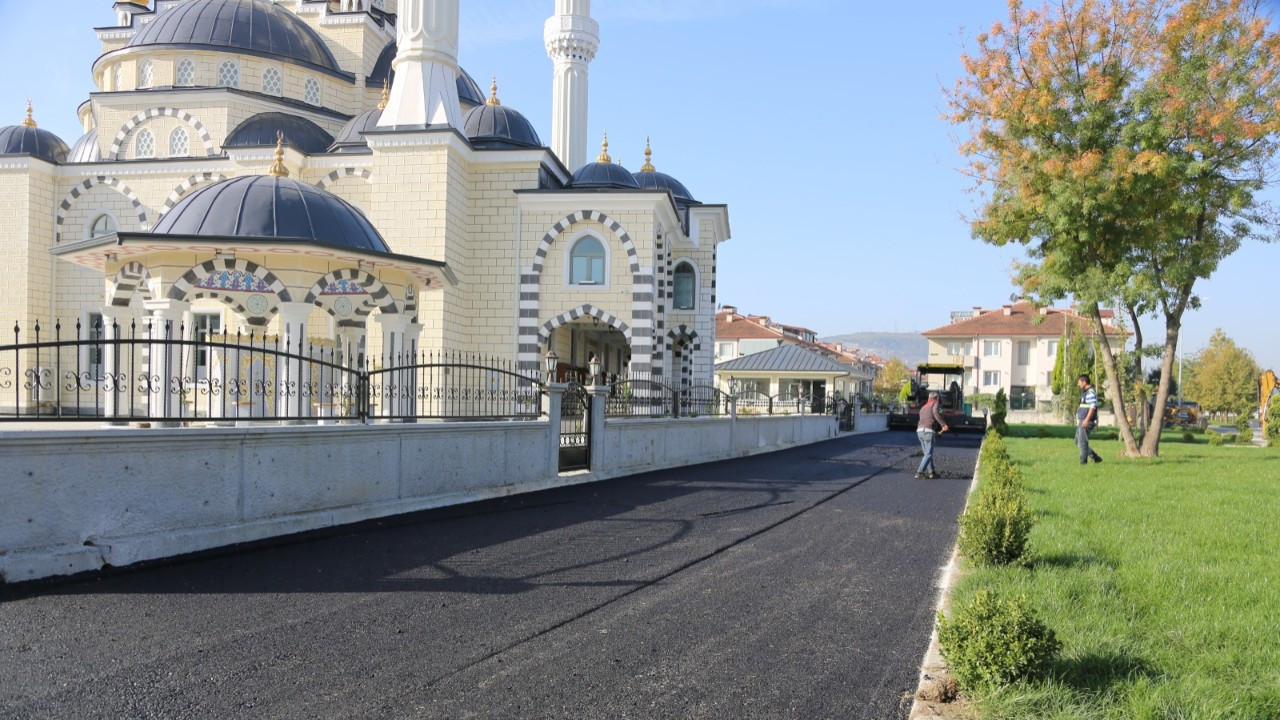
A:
887,364,988,432
1262,370,1278,440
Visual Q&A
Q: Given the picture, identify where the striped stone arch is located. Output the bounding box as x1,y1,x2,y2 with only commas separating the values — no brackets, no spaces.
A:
517,210,655,374
108,107,215,160
108,262,155,308
665,325,701,353
302,268,398,315
160,173,228,216
403,286,417,321
55,176,149,243
169,258,291,324
537,304,632,343
316,167,373,189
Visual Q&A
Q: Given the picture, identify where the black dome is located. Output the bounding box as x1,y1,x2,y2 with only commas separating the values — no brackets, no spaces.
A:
153,175,389,252
634,170,695,203
368,40,485,107
328,109,381,154
126,0,341,73
68,129,102,163
569,161,641,190
463,103,541,149
225,112,334,154
0,124,69,164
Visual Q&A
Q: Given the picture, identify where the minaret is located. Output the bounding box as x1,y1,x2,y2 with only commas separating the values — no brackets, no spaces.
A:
377,0,462,130
545,0,599,172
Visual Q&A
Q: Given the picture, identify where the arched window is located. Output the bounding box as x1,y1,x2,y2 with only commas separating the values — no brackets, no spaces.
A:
673,261,696,310
569,236,606,285
138,59,154,88
176,57,195,86
218,60,239,88
169,128,189,157
262,67,283,96
304,77,322,105
90,214,117,239
135,129,155,158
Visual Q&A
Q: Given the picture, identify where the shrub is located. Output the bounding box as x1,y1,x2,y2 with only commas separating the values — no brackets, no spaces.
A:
981,429,1009,460
1208,430,1232,446
1182,431,1196,444
1235,425,1254,445
1267,402,1280,446
958,483,1033,566
991,388,1009,435
937,589,1061,690
1034,427,1052,439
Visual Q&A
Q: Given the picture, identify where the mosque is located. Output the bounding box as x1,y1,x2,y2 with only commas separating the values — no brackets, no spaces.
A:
0,0,729,400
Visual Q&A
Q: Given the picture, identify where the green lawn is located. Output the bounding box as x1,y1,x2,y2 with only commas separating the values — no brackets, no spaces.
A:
952,434,1280,719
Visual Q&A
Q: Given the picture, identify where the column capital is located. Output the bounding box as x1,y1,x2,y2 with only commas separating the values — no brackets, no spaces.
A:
142,299,190,317
276,301,315,324
374,313,413,333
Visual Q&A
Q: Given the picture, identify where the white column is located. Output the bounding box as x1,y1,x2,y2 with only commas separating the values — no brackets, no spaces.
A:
377,0,462,129
546,382,565,477
374,314,412,419
545,0,598,171
143,299,190,424
99,306,131,422
275,302,314,420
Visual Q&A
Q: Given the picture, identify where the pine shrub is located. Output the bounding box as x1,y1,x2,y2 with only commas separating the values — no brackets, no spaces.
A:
937,589,1061,690
991,388,1009,435
1182,431,1196,443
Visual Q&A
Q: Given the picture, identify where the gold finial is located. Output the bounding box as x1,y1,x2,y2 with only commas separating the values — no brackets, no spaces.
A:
268,131,289,178
486,75,500,106
22,99,36,128
597,131,611,163
639,136,655,173
378,83,389,111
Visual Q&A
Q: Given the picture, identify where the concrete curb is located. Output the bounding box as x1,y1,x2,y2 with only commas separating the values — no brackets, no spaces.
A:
908,435,985,718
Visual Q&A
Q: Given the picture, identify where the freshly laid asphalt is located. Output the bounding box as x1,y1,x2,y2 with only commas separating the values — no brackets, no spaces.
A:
0,429,978,720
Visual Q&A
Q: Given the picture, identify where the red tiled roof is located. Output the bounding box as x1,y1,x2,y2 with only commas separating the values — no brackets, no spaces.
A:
922,302,1129,338
716,311,786,340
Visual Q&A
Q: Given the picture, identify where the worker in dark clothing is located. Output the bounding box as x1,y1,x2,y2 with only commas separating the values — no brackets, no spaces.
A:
916,391,949,479
1077,374,1103,465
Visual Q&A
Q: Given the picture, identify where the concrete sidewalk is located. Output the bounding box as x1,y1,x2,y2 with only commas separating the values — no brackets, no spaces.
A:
0,430,978,720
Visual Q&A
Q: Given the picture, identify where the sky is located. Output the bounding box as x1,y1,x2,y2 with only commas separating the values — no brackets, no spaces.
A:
1,0,1277,370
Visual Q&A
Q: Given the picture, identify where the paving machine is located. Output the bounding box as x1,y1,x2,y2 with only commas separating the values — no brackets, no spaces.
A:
888,363,988,432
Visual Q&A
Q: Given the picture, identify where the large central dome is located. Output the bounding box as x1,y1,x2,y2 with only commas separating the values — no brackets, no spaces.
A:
126,0,342,74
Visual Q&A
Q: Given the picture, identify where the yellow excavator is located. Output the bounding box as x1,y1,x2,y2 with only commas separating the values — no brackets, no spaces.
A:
1262,370,1278,441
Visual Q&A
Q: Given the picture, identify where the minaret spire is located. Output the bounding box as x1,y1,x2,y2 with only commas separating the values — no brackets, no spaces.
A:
377,0,462,130
545,0,599,171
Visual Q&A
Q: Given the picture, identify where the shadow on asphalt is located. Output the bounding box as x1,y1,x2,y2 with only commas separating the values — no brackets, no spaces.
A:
3,431,976,601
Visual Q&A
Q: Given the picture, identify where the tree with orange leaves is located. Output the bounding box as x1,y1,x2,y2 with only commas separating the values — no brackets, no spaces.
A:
949,0,1280,457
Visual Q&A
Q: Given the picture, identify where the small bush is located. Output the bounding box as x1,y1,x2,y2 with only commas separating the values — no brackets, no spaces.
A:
1182,431,1196,444
991,389,1009,435
981,430,1009,461
937,589,1061,690
1208,430,1232,446
1235,425,1254,445
959,460,1033,567
1034,427,1052,439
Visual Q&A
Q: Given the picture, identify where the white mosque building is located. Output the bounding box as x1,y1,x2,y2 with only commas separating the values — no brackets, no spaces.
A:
0,0,730,411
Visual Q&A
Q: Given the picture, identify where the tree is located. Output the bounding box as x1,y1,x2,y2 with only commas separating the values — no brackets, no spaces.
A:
1182,329,1260,417
875,357,912,400
1051,320,1094,420
949,0,1280,457
991,388,1010,434
1147,367,1176,400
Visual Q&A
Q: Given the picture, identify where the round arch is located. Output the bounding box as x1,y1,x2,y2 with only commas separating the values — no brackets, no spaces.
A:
538,303,632,344
108,107,216,160
108,261,155,308
55,176,149,242
303,268,399,315
168,257,292,306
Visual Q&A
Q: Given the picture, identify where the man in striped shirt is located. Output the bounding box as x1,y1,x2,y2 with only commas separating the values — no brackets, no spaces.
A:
1076,374,1103,465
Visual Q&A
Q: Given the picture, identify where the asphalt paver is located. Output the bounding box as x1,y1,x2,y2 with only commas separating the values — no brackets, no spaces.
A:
0,429,978,720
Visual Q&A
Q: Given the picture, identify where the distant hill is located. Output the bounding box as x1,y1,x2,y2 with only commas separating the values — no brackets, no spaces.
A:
821,332,928,365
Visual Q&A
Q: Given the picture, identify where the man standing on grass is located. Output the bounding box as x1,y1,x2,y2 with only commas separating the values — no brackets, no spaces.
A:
1077,374,1103,465
916,391,949,479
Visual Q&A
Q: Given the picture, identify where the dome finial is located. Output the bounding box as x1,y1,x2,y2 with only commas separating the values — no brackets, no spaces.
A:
268,131,289,178
378,82,389,111
639,136,655,173
597,131,611,163
22,99,36,129
487,75,500,106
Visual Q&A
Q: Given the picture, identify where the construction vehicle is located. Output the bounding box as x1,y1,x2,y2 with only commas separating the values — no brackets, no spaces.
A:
888,364,988,432
1164,400,1203,428
1262,370,1278,440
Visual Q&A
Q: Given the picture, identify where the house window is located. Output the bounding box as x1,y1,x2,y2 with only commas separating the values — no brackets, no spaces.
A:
135,129,155,158
138,59,154,88
1017,341,1031,366
673,262,695,310
89,214,117,239
193,312,222,380
263,67,283,96
304,77,322,105
1046,339,1058,356
982,370,1000,387
946,341,971,356
169,128,189,157
983,340,1002,357
1010,385,1037,411
218,60,239,88
569,236,605,285
176,58,195,86
716,342,733,359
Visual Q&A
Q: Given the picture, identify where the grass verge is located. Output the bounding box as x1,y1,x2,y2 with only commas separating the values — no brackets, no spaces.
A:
951,435,1280,719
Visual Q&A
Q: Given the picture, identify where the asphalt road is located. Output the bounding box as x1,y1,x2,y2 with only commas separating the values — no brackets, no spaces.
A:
0,429,978,720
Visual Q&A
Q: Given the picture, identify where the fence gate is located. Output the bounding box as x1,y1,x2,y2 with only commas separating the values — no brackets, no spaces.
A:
559,381,591,471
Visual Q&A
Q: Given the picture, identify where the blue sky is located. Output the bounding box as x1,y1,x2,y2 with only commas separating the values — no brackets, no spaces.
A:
3,0,1277,370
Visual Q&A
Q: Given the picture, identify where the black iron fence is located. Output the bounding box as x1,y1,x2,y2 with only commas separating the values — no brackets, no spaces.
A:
0,319,542,423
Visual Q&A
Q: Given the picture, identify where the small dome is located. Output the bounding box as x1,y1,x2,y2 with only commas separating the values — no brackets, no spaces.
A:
367,40,486,107
68,129,103,164
328,109,381,154
569,133,640,190
225,113,334,154
462,81,541,149
125,0,341,73
153,175,389,252
632,140,694,203
0,124,69,164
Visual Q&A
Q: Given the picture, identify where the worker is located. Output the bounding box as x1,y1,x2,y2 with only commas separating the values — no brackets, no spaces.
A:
1076,374,1103,465
916,391,949,479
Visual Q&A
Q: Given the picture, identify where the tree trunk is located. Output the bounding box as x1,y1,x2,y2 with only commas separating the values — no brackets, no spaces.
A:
1141,322,1181,457
1086,303,1140,457
1125,304,1147,442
